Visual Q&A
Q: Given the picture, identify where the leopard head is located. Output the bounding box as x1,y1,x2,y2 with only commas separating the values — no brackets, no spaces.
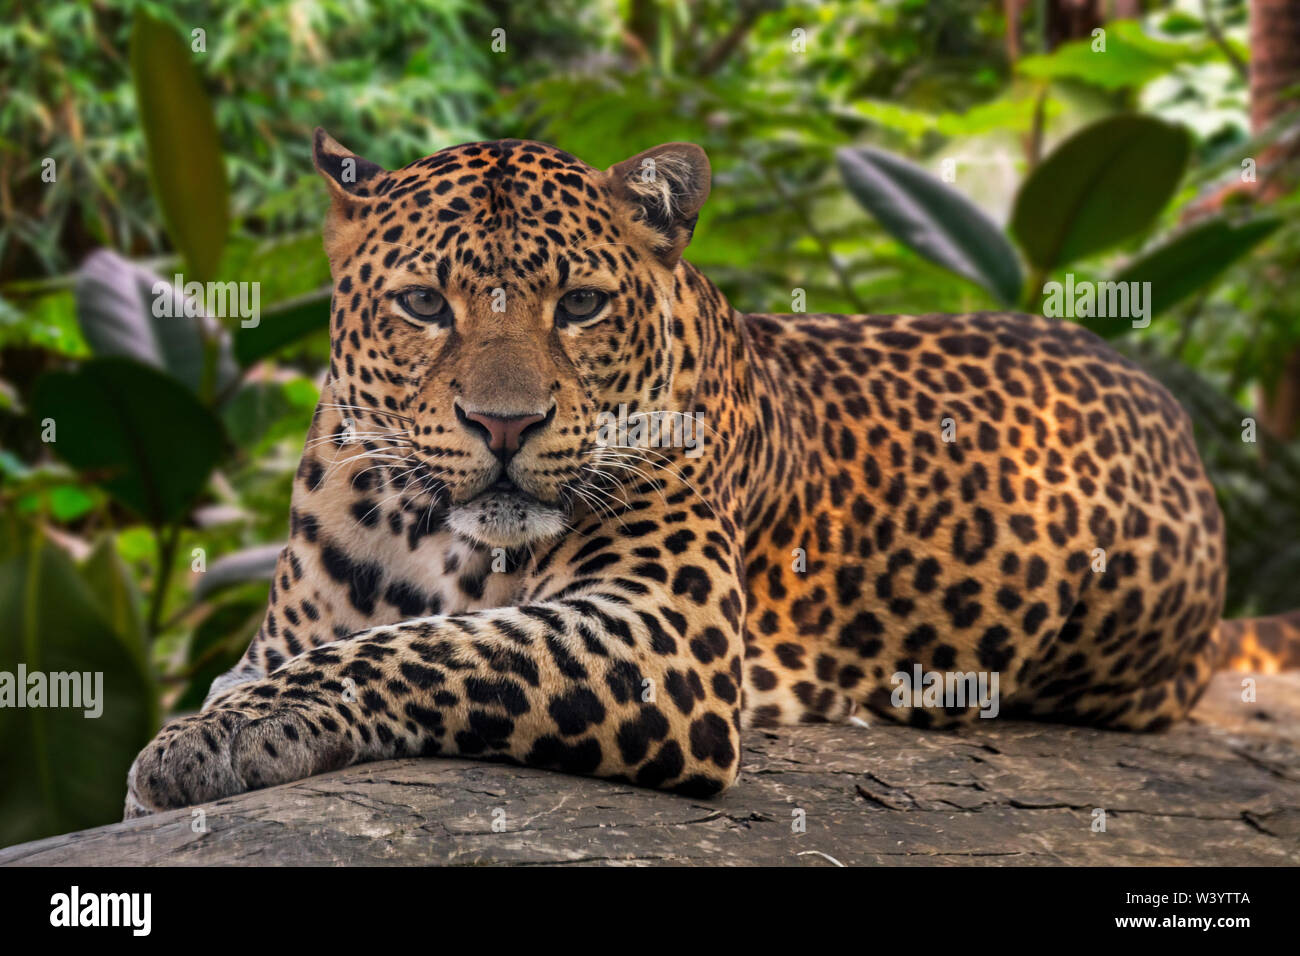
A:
311,130,711,549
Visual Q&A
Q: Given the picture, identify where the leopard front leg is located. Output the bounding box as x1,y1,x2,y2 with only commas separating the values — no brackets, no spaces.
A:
126,588,744,816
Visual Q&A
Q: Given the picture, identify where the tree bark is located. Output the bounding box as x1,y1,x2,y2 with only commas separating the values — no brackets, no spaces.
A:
1252,0,1300,439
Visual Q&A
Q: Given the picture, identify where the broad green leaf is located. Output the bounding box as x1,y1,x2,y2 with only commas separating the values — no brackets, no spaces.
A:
1011,115,1190,272
75,250,239,398
233,286,331,367
81,535,148,664
1018,19,1216,91
130,8,229,281
0,540,155,846
1113,215,1281,319
837,146,1023,305
32,358,226,526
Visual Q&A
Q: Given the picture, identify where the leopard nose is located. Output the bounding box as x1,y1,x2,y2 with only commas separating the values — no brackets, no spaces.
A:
457,406,548,457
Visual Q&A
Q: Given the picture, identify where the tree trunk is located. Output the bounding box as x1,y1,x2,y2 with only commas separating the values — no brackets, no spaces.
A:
1253,0,1300,440
1045,0,1103,51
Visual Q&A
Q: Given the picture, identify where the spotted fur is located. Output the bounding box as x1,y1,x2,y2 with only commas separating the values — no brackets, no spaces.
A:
125,132,1300,816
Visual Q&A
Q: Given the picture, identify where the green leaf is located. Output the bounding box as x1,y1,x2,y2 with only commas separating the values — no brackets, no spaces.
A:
0,540,155,846
130,8,229,282
1112,215,1282,319
849,101,938,140
16,485,97,522
75,250,239,397
1018,20,1216,91
0,291,87,356
836,146,1023,305
80,535,148,664
852,94,1059,140
1012,115,1190,272
233,286,331,367
32,358,226,526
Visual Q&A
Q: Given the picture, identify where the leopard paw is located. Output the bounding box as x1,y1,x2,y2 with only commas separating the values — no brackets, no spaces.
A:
124,710,250,818
124,706,357,818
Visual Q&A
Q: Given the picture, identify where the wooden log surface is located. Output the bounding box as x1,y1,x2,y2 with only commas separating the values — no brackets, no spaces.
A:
3,672,1298,866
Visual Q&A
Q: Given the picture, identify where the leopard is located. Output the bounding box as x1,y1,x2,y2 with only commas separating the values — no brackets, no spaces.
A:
124,130,1300,817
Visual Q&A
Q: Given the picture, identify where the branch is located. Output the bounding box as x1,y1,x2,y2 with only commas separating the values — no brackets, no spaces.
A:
3,672,1297,865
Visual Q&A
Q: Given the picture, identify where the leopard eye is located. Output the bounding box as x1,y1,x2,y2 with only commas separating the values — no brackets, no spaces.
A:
556,289,609,326
395,288,448,323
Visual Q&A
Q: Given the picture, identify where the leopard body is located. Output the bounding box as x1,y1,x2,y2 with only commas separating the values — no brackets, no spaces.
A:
125,133,1300,815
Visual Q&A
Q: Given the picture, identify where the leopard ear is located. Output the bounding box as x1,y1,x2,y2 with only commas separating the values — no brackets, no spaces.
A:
312,127,387,201
606,143,711,265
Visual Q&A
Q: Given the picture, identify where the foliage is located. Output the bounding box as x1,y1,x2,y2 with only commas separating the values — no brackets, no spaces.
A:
0,0,1297,846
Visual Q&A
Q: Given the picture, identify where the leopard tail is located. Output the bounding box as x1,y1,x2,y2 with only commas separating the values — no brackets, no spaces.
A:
1217,610,1300,672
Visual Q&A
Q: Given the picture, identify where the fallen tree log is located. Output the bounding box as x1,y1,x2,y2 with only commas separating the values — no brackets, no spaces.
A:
3,672,1298,866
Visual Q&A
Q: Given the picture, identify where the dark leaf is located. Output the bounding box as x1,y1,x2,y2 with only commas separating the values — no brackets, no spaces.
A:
0,540,155,845
130,8,230,281
837,146,1023,305
1113,215,1281,318
1012,115,1190,271
80,535,147,663
233,286,331,367
32,358,226,526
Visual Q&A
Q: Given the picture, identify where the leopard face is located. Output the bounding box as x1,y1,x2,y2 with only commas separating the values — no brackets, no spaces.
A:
312,132,708,550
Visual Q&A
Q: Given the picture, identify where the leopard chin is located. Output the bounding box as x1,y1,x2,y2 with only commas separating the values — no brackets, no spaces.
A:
445,489,569,550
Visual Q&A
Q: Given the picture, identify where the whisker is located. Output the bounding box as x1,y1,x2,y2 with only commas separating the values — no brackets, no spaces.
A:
318,401,416,425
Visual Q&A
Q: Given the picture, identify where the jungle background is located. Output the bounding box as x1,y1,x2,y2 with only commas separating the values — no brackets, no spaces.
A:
1,0,1298,847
